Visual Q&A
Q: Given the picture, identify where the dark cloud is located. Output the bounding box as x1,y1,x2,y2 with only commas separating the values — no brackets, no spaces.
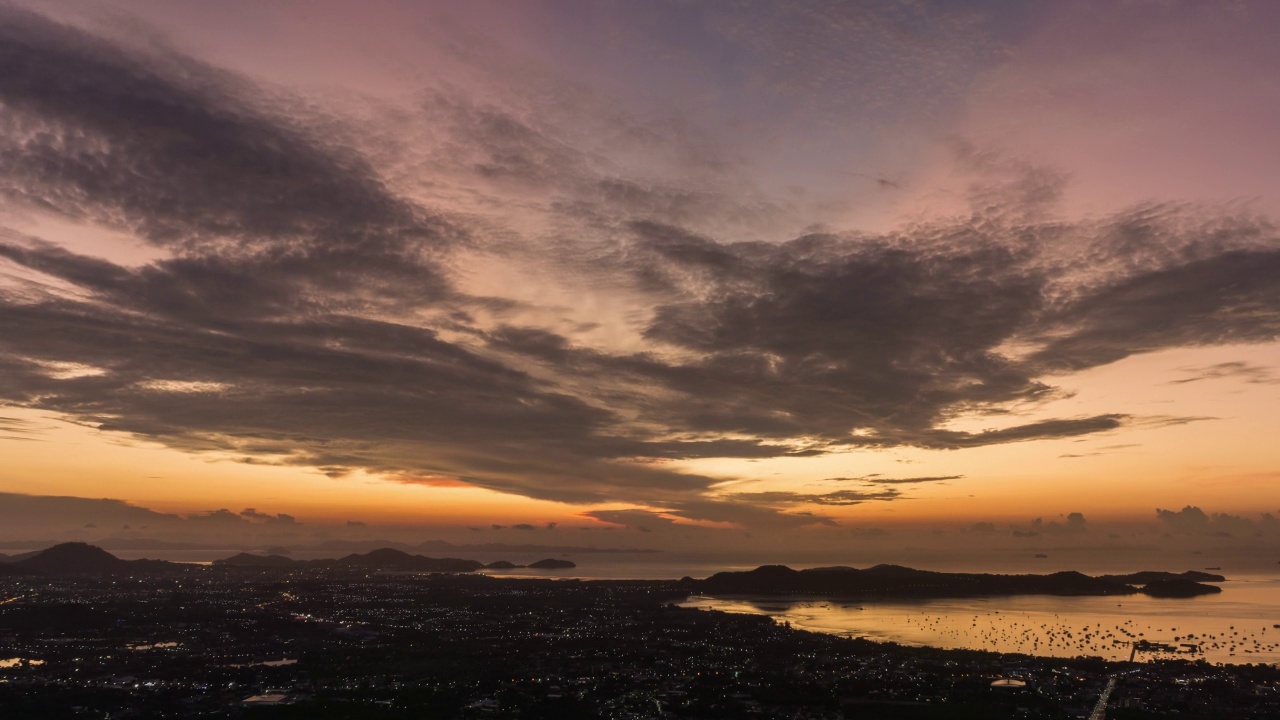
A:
594,211,1275,454
1046,512,1087,535
1,6,1280,531
511,523,536,531
669,499,836,528
992,513,1101,539
0,492,176,533
0,6,457,263
0,492,317,545
1059,442,1141,459
1013,514,1088,538
1153,505,1266,538
1170,362,1280,386
0,413,43,441
828,475,962,485
185,509,249,526
412,87,797,244
729,489,901,507
1156,505,1210,531
1032,251,1280,372
585,509,679,532
240,509,299,525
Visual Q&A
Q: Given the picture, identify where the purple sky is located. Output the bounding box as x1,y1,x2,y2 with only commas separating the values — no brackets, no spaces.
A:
1,1,1279,559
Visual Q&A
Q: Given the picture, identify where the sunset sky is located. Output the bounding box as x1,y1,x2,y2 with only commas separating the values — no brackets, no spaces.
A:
2,1,1279,558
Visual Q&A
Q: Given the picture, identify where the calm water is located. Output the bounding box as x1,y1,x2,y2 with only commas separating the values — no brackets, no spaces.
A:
680,575,1280,665
10,544,1280,663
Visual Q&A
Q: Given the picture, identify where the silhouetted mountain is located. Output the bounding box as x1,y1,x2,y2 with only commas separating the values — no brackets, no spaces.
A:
3,549,42,562
527,558,575,569
213,553,296,568
1140,578,1223,597
11,543,177,575
335,548,483,572
208,548,515,572
862,564,926,577
694,565,1142,598
1100,570,1225,584
15,542,125,573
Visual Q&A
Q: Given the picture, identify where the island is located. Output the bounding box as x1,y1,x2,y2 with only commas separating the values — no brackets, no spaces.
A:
526,558,576,569
683,563,1222,599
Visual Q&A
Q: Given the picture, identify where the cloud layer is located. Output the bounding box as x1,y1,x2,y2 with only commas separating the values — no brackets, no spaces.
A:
1,5,1279,528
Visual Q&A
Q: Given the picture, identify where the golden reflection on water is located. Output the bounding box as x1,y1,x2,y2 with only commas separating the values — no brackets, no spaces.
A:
681,576,1280,665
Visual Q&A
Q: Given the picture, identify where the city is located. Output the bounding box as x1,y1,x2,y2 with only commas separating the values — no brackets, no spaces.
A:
4,1,1280,717
2,553,1278,718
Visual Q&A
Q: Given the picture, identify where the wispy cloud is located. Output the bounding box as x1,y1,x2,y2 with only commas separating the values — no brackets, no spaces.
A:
1,5,1279,530
1170,362,1280,386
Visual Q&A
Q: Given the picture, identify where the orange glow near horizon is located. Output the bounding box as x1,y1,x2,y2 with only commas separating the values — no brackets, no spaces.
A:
2,1,1280,556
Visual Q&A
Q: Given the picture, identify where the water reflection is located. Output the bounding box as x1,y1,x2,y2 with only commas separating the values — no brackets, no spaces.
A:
681,576,1280,665
227,658,298,668
128,642,180,650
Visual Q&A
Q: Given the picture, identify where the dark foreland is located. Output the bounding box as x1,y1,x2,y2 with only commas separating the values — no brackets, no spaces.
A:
689,564,1224,598
211,548,576,573
0,544,1267,719
0,543,1222,598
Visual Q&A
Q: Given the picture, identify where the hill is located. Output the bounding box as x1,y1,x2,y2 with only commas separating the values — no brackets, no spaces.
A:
527,558,576,569
210,548,484,572
11,542,178,575
1140,578,1223,598
335,548,483,572
1100,570,1225,584
690,565,1144,598
212,552,297,568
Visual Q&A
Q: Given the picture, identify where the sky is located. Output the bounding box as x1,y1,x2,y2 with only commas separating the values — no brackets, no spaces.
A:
1,0,1279,562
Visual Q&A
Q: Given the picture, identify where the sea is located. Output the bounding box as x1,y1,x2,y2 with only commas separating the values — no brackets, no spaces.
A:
11,546,1280,665
679,576,1280,665
484,554,1280,665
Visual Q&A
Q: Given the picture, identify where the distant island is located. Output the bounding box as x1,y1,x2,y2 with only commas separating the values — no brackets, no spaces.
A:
683,564,1222,599
213,548,576,572
1099,570,1225,584
0,543,576,575
1139,578,1224,598
526,558,576,569
0,545,1221,600
484,559,577,570
0,542,176,576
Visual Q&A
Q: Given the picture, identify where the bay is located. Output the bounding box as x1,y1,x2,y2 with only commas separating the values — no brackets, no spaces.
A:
680,575,1280,665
